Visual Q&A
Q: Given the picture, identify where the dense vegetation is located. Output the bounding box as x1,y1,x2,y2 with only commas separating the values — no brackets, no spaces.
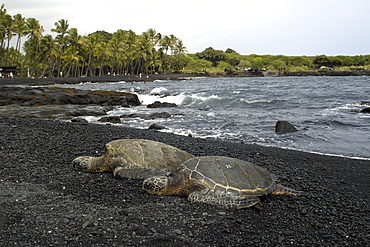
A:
1,3,370,78
0,4,187,78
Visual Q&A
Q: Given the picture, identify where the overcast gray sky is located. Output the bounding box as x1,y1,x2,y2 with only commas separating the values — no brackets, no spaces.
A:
3,0,370,56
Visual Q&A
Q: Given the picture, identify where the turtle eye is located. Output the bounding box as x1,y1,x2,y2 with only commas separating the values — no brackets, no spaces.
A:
166,171,173,177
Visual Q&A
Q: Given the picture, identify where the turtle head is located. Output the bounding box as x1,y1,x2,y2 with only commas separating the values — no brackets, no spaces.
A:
142,176,169,195
72,156,92,172
142,165,186,195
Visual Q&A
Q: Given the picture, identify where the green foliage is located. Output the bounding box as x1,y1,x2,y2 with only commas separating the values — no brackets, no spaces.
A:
2,3,370,78
183,57,212,74
196,47,226,66
0,3,189,77
217,61,237,75
224,52,241,66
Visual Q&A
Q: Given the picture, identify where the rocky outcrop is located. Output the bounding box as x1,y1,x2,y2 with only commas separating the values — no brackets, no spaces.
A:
0,104,110,119
357,101,370,106
0,86,140,107
275,120,298,134
147,101,177,108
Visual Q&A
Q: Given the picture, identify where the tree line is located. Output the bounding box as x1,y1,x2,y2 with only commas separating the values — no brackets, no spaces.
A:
1,3,370,78
190,47,370,75
0,4,187,78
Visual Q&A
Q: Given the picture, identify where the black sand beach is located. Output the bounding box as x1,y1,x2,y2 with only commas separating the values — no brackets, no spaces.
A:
0,117,369,246
0,77,369,246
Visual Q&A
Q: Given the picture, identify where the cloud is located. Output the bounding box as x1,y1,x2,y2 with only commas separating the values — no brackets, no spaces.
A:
2,0,370,55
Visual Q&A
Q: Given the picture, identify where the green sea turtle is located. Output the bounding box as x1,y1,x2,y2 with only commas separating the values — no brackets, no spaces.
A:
72,139,194,179
142,156,303,209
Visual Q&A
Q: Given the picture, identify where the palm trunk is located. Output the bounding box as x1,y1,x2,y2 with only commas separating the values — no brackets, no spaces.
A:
86,52,93,77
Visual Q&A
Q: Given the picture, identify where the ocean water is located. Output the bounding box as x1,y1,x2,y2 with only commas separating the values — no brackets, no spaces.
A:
55,76,370,160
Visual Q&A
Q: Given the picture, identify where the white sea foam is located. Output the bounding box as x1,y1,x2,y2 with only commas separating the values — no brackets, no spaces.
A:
240,99,273,104
182,94,222,106
149,87,169,95
138,93,187,105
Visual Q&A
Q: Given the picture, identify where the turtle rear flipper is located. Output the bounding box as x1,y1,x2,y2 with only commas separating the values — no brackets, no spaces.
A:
273,184,304,196
188,188,260,209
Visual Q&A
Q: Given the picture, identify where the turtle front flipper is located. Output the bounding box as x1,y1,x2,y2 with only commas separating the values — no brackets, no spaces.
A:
272,184,304,196
188,188,260,209
113,164,171,180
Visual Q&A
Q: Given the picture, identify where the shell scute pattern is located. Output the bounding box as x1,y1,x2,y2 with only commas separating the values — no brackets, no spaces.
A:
185,156,276,196
142,156,304,209
106,140,144,165
73,139,194,179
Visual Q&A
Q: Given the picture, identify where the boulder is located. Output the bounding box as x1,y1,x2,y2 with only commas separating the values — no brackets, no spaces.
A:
149,112,171,119
147,101,177,108
120,113,144,118
71,118,89,124
98,116,121,124
275,120,298,134
360,107,370,114
148,123,168,130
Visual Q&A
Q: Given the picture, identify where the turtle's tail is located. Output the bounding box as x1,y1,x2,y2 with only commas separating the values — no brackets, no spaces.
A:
273,184,304,196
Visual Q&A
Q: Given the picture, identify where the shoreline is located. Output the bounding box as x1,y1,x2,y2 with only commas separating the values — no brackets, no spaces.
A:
1,75,369,161
1,116,369,246
254,143,370,161
1,72,369,87
0,74,203,87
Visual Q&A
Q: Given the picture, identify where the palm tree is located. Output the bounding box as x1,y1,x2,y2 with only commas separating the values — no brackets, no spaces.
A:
159,35,179,73
0,4,7,49
13,14,29,59
62,45,82,77
172,39,188,72
25,17,44,77
2,13,14,65
144,28,162,48
168,35,178,55
174,39,187,55
108,29,126,75
51,19,69,77
38,34,56,77
82,32,103,76
95,41,108,76
136,33,154,74
65,28,83,76
159,35,172,55
67,28,82,47
124,30,138,74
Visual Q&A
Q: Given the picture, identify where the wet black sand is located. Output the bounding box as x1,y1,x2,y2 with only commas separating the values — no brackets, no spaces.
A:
0,116,369,246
